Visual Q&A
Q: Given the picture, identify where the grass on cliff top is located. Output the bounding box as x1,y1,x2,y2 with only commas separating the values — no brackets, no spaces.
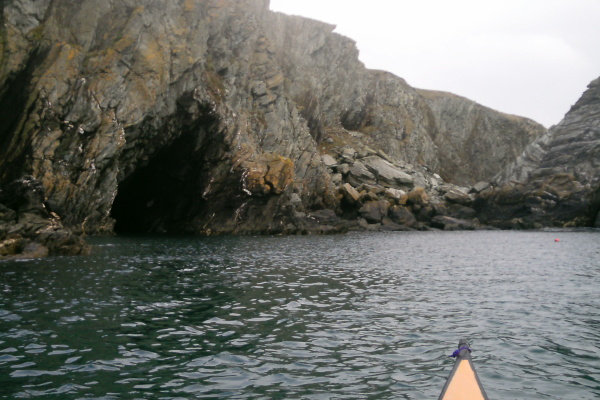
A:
318,127,380,157
416,88,540,125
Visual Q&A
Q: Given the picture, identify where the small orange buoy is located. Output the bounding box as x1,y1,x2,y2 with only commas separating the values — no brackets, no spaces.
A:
555,238,560,242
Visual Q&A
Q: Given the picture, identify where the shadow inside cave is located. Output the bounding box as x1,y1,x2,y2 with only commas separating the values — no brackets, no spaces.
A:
110,106,224,234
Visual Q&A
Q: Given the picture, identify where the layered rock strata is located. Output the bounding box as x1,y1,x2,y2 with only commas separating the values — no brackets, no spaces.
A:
476,77,600,228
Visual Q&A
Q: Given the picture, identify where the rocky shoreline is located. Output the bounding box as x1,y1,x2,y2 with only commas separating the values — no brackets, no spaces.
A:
0,0,598,259
0,177,89,260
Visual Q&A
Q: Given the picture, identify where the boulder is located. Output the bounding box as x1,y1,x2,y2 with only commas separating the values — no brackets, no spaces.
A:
431,216,477,230
447,204,477,220
0,177,90,259
362,156,414,187
380,218,413,231
358,200,390,223
347,160,377,187
337,163,351,176
444,187,472,205
359,191,379,203
470,181,491,194
341,147,357,163
389,205,417,226
416,205,436,223
340,183,360,204
407,187,430,206
385,188,406,202
322,154,337,168
357,183,385,194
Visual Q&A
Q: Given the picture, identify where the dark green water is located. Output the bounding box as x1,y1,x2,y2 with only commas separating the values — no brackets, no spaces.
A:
1,231,599,399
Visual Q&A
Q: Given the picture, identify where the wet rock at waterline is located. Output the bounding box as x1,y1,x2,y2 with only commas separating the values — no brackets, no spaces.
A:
479,77,600,229
0,177,89,259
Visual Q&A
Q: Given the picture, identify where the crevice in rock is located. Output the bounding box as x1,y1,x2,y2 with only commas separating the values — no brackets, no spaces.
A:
0,47,50,183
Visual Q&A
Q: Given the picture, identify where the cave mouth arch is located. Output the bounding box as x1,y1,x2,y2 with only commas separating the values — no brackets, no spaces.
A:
111,132,201,234
110,112,221,234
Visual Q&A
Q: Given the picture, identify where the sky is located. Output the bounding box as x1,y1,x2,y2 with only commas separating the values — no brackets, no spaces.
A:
269,0,600,127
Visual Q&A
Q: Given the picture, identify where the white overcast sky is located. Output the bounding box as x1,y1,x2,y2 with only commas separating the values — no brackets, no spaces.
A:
270,0,600,127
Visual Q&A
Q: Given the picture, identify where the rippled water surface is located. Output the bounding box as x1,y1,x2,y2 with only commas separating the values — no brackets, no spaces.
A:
1,231,599,399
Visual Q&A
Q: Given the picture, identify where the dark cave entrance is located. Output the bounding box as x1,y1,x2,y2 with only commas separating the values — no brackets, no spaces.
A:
110,113,220,234
111,132,202,234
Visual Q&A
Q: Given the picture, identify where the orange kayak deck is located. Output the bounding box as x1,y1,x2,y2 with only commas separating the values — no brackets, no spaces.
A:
438,342,489,400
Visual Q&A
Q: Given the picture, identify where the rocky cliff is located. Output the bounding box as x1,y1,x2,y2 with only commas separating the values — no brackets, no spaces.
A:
0,0,576,258
476,77,600,228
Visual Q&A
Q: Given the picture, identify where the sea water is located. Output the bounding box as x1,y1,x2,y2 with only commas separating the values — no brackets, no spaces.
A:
1,230,599,399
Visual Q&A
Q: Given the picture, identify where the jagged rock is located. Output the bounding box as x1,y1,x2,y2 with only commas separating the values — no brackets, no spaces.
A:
331,173,343,184
242,154,295,196
478,76,600,228
361,156,414,188
322,154,337,168
385,188,406,202
389,205,417,227
431,216,476,231
347,161,377,187
380,218,413,231
444,187,472,205
357,218,381,231
357,184,385,194
359,200,390,223
470,181,491,193
340,183,360,204
0,177,89,258
359,191,379,203
407,187,430,206
337,163,351,176
341,147,357,163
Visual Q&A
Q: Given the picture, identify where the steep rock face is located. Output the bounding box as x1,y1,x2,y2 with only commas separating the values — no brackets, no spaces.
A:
1,0,337,236
0,0,547,247
418,90,545,185
477,77,600,228
263,14,546,185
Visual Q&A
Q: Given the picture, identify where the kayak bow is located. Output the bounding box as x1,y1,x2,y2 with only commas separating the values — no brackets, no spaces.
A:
438,340,489,400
